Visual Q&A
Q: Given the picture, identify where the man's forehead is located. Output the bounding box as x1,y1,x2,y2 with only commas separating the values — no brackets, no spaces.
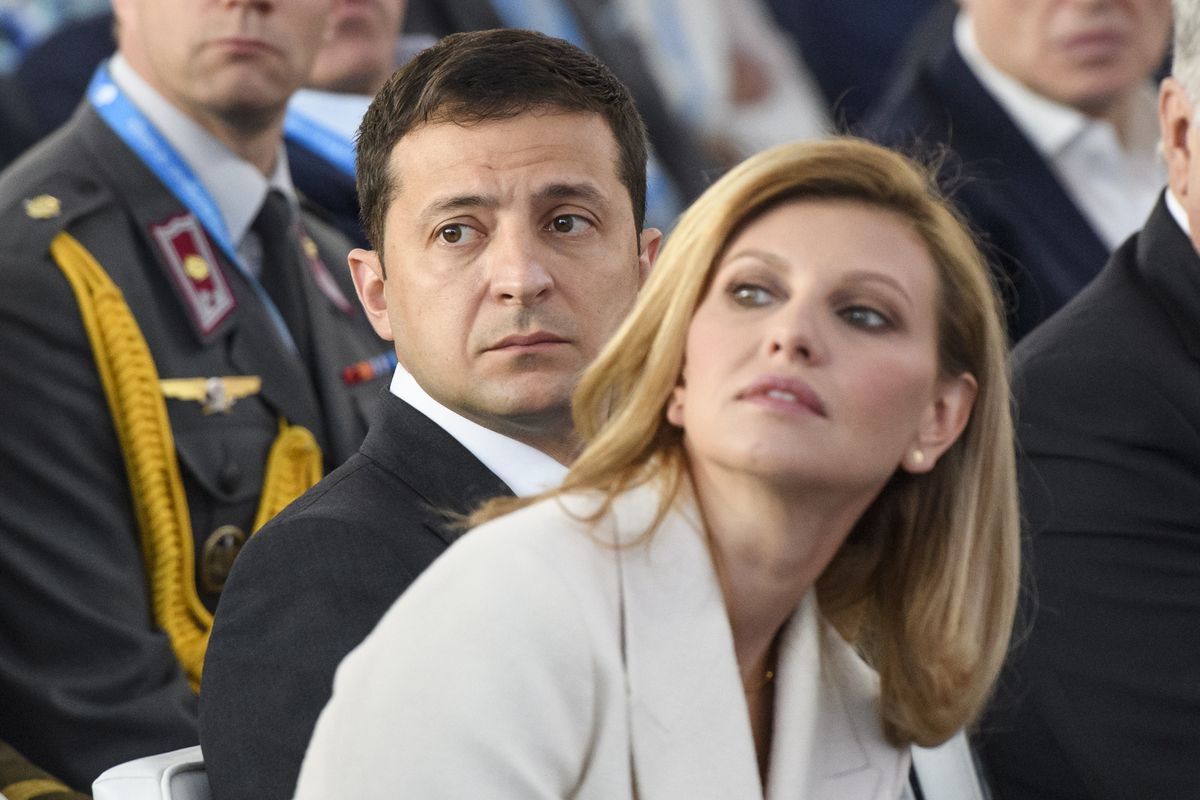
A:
385,111,624,206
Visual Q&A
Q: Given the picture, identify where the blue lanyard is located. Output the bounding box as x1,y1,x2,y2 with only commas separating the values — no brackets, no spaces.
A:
87,62,297,352
284,108,357,179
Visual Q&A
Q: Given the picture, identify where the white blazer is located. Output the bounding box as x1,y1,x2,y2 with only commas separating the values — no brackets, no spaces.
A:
295,482,910,799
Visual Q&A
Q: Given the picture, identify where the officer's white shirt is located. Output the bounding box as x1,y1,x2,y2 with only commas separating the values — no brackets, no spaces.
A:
955,12,1164,251
390,367,569,498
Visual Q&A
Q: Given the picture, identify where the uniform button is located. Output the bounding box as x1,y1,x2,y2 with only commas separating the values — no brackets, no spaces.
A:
201,525,246,594
218,460,241,494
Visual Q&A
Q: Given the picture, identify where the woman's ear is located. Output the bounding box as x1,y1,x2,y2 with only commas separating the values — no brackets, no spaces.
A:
666,378,686,428
901,372,978,474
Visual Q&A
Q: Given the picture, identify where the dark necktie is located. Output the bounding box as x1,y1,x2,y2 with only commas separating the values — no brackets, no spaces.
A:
252,190,313,365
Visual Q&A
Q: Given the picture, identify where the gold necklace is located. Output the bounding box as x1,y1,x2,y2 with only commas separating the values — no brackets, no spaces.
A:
742,668,775,694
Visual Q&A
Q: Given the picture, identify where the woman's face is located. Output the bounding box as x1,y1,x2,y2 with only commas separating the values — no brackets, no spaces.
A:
668,199,974,498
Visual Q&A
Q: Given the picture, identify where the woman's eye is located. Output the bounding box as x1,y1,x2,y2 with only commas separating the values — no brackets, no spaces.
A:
547,214,593,235
729,283,775,307
839,305,892,330
437,224,478,245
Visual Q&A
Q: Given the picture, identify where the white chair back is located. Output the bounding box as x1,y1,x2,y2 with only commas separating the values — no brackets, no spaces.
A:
92,745,208,800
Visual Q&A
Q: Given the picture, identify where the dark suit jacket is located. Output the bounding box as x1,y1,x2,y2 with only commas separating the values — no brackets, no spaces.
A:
863,18,1109,341
0,102,385,790
200,393,513,800
973,197,1200,799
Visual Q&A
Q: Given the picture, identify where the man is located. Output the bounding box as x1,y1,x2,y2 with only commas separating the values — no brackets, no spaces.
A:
284,0,429,246
971,1,1200,795
199,29,661,800
867,0,1170,339
0,0,387,790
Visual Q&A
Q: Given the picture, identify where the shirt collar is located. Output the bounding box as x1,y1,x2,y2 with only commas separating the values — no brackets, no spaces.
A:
389,366,569,497
954,11,1098,158
109,53,297,246
1167,188,1192,239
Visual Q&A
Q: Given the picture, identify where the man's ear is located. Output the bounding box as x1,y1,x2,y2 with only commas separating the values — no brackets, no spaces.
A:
901,372,978,474
637,227,663,287
348,248,393,341
1160,77,1195,203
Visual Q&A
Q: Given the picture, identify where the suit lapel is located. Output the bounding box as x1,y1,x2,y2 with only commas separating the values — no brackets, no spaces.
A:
926,40,1110,290
609,485,904,800
1135,197,1200,363
610,487,762,798
359,393,514,545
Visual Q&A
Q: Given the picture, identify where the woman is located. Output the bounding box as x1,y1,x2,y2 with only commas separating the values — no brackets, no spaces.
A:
294,138,1019,799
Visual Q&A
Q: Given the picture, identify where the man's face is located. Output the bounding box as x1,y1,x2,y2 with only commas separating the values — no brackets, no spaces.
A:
113,0,331,131
309,0,406,96
350,111,659,461
964,0,1171,117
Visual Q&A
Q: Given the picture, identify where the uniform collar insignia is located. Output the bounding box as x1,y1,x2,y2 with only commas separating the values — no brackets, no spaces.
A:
149,212,237,338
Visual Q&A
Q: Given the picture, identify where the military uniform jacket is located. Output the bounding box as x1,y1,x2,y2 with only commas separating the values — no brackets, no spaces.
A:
0,102,386,790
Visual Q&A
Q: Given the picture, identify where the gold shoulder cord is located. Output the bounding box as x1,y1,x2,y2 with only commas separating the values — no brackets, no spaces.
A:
50,231,322,690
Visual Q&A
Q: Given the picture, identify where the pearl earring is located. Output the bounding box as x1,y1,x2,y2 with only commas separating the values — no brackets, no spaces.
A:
912,449,925,466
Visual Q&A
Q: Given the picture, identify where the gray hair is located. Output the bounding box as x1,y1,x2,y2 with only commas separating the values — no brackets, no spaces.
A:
1174,0,1200,100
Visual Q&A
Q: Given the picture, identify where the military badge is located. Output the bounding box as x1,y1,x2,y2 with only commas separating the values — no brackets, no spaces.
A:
160,375,262,414
24,194,61,219
151,213,236,336
201,525,246,593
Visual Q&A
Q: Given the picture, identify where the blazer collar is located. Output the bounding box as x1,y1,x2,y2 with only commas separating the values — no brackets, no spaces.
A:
360,393,514,544
1135,195,1200,363
606,483,902,799
922,33,1109,277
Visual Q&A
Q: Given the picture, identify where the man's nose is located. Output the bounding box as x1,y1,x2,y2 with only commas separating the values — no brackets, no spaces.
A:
486,227,554,305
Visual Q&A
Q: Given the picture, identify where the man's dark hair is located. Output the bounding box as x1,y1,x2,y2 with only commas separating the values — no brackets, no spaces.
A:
356,28,649,252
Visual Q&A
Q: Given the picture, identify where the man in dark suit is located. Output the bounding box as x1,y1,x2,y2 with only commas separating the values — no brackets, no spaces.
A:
866,0,1169,340
972,2,1200,794
199,29,662,800
0,0,388,791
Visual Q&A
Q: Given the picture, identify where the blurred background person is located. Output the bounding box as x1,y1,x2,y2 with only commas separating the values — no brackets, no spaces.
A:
294,138,1020,799
765,0,943,126
0,0,386,789
867,0,1171,340
972,0,1200,796
284,0,434,246
613,0,831,169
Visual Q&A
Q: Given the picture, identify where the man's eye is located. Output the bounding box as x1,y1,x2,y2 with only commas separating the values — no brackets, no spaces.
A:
547,214,593,234
437,224,478,245
839,306,892,330
730,283,774,307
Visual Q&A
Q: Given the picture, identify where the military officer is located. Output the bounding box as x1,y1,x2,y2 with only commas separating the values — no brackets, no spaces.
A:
0,0,387,791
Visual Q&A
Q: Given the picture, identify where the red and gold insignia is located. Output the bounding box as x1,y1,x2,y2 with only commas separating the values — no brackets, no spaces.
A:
150,213,236,336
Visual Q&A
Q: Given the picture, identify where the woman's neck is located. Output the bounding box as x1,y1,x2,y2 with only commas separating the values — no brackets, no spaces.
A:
687,459,873,680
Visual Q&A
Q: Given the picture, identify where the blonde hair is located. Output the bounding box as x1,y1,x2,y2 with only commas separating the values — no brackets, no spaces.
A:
477,137,1019,747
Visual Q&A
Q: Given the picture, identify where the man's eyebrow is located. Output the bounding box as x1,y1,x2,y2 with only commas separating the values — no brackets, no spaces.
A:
417,194,497,224
533,182,608,208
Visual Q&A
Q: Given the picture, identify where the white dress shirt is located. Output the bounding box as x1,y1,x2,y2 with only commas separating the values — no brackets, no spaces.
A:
389,367,569,497
956,12,1164,250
